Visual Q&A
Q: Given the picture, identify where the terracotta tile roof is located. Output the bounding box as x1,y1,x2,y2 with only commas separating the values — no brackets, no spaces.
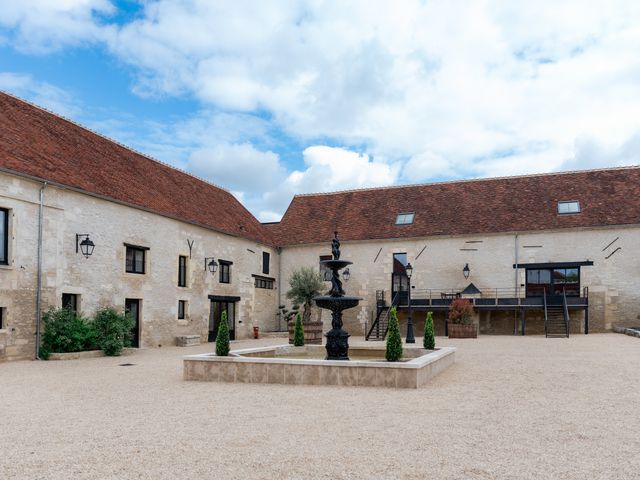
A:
0,91,273,245
270,166,640,245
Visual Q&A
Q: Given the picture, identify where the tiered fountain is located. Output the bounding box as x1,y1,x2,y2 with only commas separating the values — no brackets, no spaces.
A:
314,232,361,360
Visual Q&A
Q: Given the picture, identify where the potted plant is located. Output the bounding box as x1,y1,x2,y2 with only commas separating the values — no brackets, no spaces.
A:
447,298,477,338
286,267,324,344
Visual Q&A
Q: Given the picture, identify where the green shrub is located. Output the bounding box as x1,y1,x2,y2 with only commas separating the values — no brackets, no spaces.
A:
93,307,135,356
423,311,435,350
385,307,403,362
40,307,96,360
216,310,230,356
293,313,305,346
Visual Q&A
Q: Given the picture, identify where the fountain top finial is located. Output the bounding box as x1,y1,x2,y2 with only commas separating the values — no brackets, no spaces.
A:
331,231,341,260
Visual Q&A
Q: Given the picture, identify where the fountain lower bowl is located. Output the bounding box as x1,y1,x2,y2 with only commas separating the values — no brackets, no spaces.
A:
314,295,361,311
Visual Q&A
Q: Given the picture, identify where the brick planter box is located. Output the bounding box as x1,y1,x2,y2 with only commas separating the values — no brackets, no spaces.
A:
288,321,323,345
448,323,478,339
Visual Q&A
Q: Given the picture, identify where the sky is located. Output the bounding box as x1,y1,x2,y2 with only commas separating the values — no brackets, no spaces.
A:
1,1,639,221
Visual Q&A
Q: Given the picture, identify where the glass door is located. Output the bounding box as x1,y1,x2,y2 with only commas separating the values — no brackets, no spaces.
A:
209,301,236,342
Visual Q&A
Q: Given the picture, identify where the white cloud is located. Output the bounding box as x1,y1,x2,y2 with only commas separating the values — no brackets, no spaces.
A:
0,72,80,116
0,0,114,53
189,143,285,192
3,0,640,220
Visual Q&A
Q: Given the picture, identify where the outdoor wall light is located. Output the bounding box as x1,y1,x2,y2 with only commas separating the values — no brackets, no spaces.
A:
342,268,350,281
463,263,470,279
405,262,413,279
75,234,95,259
205,257,218,274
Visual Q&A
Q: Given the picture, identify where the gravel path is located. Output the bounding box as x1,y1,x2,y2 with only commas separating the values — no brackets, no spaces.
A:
1,334,639,479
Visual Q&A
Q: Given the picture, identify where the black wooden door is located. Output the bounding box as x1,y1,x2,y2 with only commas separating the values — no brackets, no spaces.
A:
209,301,236,342
125,298,140,348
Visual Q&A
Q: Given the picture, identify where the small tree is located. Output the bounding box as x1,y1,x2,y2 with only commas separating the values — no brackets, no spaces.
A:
293,313,305,346
286,267,324,322
93,307,135,356
216,310,230,356
385,307,403,362
423,311,435,350
448,298,474,325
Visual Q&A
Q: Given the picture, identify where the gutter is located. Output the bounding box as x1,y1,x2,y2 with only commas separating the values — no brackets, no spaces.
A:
35,181,47,359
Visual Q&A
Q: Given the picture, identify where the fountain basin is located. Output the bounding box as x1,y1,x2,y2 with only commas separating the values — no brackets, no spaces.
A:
183,345,455,388
319,259,352,271
314,295,361,311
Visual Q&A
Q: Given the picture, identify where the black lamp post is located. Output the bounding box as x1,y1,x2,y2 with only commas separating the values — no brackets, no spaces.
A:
405,262,415,343
463,263,470,279
205,257,218,274
76,234,95,259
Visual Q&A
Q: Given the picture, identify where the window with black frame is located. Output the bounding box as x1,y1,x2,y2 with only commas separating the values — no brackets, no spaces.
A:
526,267,580,296
219,260,231,283
125,245,146,274
178,300,186,319
0,208,8,265
178,255,187,287
319,255,332,281
62,293,79,313
262,252,270,275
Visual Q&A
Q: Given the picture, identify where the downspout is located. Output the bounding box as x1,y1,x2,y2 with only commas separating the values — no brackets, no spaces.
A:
35,181,47,359
276,246,282,331
514,233,519,335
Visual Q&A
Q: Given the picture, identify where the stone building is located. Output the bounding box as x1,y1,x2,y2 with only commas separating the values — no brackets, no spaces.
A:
1,90,638,361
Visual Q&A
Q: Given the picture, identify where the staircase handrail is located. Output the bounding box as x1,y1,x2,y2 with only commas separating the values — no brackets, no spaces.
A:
366,291,400,340
543,288,548,338
563,289,570,338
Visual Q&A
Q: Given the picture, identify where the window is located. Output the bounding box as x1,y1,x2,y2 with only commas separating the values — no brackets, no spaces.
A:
262,252,270,275
178,255,187,287
178,300,186,319
125,245,146,274
254,275,274,289
393,252,408,273
219,260,232,283
395,212,415,225
526,267,580,297
62,293,79,313
319,255,332,281
557,201,581,214
0,307,4,329
0,208,8,265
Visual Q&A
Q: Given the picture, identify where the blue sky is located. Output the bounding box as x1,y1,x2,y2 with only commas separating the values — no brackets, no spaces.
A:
1,1,640,221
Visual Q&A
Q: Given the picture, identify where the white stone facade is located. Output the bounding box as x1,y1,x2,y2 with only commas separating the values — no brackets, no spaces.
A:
0,171,279,361
1,168,638,361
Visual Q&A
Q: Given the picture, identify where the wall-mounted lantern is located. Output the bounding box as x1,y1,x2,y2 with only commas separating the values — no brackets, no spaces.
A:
76,234,95,259
342,268,350,281
463,263,470,279
205,257,218,274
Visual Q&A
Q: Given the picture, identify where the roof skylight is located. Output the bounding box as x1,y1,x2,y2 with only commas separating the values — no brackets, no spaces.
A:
557,201,581,214
395,212,415,225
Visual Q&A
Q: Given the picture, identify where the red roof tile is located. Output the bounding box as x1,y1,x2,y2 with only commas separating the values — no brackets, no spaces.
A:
0,91,273,245
270,167,640,245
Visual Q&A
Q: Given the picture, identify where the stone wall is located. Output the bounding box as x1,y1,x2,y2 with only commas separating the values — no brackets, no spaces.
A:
0,172,280,361
279,226,640,336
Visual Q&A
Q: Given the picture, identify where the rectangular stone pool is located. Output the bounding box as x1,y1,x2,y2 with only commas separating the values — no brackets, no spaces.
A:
184,344,455,388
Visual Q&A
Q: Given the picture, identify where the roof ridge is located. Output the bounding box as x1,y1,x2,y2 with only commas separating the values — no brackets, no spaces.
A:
0,89,233,195
293,164,640,197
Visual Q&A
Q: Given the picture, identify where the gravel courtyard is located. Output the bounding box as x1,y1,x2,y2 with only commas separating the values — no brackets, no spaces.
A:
1,334,639,480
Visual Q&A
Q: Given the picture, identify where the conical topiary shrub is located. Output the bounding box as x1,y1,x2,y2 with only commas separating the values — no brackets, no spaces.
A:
385,307,403,362
293,312,305,346
215,310,230,356
423,311,435,350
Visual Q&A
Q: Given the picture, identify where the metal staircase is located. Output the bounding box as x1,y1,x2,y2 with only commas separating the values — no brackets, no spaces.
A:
544,290,570,338
366,291,399,341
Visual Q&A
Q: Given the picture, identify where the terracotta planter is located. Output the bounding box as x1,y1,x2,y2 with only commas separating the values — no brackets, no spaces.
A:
448,323,478,339
288,320,323,345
